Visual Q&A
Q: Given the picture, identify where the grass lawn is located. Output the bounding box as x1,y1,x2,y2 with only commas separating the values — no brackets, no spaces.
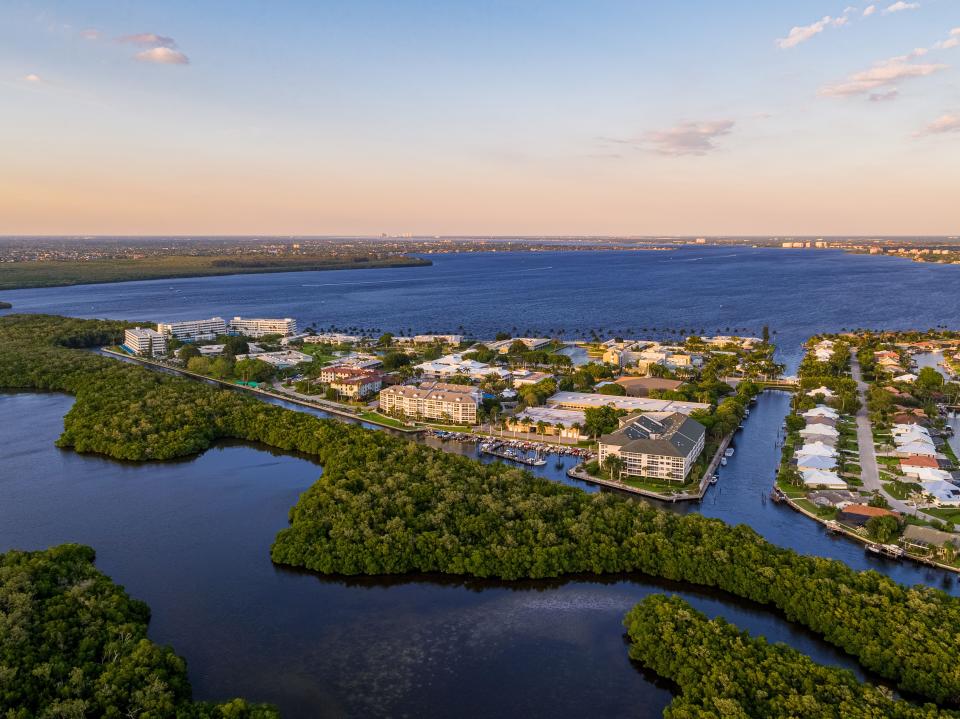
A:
622,476,697,495
921,507,960,524
883,480,921,500
358,411,417,429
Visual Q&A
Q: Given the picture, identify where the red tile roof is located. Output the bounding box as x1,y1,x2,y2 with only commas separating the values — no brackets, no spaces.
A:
901,455,940,468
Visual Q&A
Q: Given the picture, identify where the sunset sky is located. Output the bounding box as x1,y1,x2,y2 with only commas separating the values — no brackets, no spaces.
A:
1,0,958,236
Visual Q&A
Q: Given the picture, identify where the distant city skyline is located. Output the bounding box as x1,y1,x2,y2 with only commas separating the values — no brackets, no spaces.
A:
2,0,958,235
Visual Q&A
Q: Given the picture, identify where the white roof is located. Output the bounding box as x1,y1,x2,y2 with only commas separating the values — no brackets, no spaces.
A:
546,392,710,415
800,424,839,437
803,406,839,419
797,442,838,457
907,467,954,482
806,386,836,397
802,469,847,489
921,480,960,505
898,440,938,456
796,455,837,470
894,373,918,383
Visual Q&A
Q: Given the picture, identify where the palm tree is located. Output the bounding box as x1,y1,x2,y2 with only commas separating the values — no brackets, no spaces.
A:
604,455,624,482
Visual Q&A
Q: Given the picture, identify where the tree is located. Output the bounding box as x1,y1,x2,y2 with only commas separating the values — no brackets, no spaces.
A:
223,335,249,356
603,454,624,481
597,383,626,396
508,340,529,355
495,332,511,341
583,405,622,437
179,344,201,361
235,358,274,383
377,332,394,347
382,351,410,371
916,366,944,394
865,515,899,543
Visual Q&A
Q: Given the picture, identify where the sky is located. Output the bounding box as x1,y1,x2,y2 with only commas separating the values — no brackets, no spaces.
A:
1,0,958,236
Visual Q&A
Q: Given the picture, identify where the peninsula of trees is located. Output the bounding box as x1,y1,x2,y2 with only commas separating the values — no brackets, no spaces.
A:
4,314,960,706
0,544,277,718
0,253,430,291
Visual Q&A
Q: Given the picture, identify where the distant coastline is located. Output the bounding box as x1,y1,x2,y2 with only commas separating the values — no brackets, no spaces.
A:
0,254,431,291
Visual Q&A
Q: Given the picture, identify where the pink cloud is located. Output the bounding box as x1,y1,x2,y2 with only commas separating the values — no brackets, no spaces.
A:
135,47,190,65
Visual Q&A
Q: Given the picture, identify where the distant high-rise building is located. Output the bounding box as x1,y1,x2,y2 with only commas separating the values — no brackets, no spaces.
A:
124,327,167,357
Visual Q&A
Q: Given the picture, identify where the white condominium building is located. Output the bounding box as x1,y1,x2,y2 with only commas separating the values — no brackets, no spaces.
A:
597,412,706,483
124,327,167,357
229,316,298,337
379,382,482,424
157,317,227,342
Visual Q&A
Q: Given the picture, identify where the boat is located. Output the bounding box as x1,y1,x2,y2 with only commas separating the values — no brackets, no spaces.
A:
866,543,882,555
709,475,719,485
770,487,786,503
720,457,728,466
824,520,841,534
724,448,735,458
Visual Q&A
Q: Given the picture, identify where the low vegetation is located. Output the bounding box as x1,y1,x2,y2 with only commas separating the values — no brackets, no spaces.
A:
5,314,960,704
0,544,277,718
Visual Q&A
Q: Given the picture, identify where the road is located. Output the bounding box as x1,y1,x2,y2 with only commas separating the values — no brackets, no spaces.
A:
850,349,918,516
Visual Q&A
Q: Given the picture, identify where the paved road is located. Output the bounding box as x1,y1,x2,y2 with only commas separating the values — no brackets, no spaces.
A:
850,350,918,516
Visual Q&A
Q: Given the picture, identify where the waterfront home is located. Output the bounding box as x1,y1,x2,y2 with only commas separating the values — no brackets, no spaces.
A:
505,407,586,440
801,469,847,490
901,455,941,472
921,480,960,506
378,382,481,424
546,392,710,415
805,386,837,399
901,525,960,557
908,467,955,482
805,416,838,428
597,412,706,482
893,373,919,384
123,327,166,357
808,490,861,508
795,454,837,472
796,441,838,458
811,339,835,362
896,440,938,457
837,504,900,527
416,353,510,381
800,424,839,439
803,406,839,420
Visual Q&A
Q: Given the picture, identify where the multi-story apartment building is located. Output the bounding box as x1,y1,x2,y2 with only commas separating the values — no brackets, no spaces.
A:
157,317,227,342
123,327,167,357
597,412,706,483
378,382,481,424
325,368,383,399
229,316,298,337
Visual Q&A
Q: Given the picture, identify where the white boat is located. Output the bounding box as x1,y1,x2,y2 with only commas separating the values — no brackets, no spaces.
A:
720,457,728,466
724,448,735,458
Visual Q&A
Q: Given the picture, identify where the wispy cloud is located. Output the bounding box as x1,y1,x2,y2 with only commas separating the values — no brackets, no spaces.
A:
135,46,190,65
79,28,101,41
934,28,960,50
23,73,42,83
118,32,176,48
883,1,920,14
642,120,736,156
869,89,899,101
863,5,877,16
820,54,946,96
914,113,960,136
777,15,848,49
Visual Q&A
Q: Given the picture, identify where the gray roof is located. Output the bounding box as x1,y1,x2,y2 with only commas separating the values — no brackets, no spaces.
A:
599,412,705,458
902,524,960,548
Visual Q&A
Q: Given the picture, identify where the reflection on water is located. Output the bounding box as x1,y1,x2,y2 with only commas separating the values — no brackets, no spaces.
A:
0,391,952,717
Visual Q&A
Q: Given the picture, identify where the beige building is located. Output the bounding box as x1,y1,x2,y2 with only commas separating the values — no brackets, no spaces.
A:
124,327,167,357
327,369,383,399
379,382,481,424
597,412,706,482
157,317,227,341
229,317,298,337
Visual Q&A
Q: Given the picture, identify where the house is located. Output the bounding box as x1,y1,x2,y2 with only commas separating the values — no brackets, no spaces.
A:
803,406,839,420
505,407,586,440
806,386,837,399
805,416,838,428
921,480,960,506
797,441,838,458
901,525,960,556
837,504,900,527
800,424,839,439
597,412,706,482
900,454,941,471
896,441,938,457
378,382,482,424
893,373,919,383
808,490,861,508
612,377,684,397
908,467,955,482
801,469,847,490
795,454,837,472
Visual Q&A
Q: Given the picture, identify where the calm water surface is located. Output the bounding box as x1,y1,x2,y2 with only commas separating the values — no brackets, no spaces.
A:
4,247,960,370
4,391,949,717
